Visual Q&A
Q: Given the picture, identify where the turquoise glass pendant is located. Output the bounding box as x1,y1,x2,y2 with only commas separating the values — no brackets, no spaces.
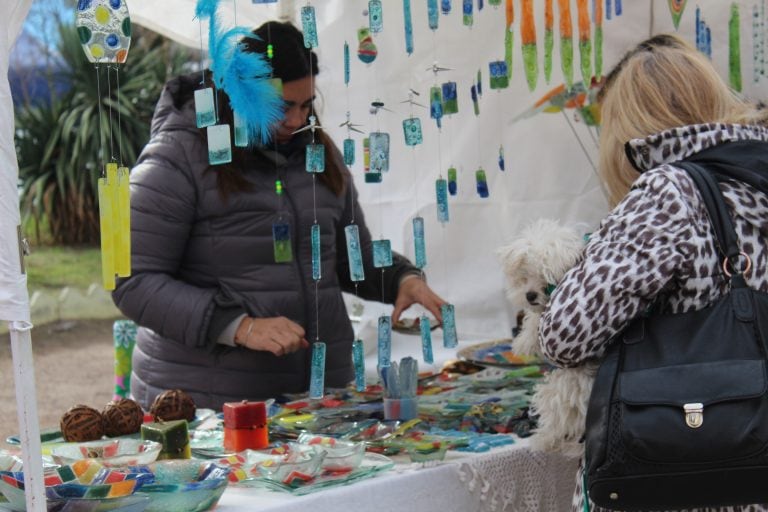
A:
442,81,458,115
403,0,414,55
343,138,355,166
498,145,505,171
301,5,319,48
420,315,434,364
489,61,510,89
194,88,216,128
369,0,383,33
477,69,483,96
442,304,458,348
448,167,457,195
306,144,325,173
233,111,248,147
344,41,351,85
272,221,293,263
311,224,321,280
309,342,326,399
463,0,473,26
345,225,365,282
365,172,382,183
372,239,393,268
369,132,390,172
476,168,489,198
353,339,366,391
430,86,443,126
428,0,439,30
471,85,479,116
402,117,423,146
378,315,392,369
413,217,426,269
76,0,132,64
207,125,232,165
436,178,449,223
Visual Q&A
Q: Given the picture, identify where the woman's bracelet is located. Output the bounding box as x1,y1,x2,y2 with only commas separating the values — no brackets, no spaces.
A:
237,318,255,345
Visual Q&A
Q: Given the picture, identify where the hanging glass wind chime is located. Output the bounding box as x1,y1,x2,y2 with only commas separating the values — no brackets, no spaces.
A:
77,0,132,291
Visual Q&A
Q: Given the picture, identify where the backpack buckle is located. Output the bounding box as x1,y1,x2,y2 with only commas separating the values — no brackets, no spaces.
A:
684,403,704,428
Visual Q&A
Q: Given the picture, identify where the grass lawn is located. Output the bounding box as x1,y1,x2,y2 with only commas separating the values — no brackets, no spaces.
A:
25,245,102,290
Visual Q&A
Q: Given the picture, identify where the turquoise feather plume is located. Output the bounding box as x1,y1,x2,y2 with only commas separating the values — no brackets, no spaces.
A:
195,0,283,145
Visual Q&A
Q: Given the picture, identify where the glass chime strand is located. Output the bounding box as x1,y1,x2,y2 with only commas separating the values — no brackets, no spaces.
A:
114,67,123,165
106,65,115,162
95,66,104,174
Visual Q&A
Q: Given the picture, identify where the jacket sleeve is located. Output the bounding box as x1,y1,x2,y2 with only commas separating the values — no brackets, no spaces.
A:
334,169,419,304
538,168,698,367
112,131,242,348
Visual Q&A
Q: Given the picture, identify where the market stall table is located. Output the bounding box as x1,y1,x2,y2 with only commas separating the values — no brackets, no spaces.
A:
216,437,578,512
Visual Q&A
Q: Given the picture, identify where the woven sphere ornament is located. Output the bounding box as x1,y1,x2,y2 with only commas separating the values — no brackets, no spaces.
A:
60,404,105,442
150,389,196,422
103,398,144,437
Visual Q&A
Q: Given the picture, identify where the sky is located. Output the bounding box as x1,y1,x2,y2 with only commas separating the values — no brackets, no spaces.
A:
11,0,74,67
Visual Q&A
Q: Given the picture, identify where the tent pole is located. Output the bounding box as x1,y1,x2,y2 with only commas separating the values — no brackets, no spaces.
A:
9,322,45,512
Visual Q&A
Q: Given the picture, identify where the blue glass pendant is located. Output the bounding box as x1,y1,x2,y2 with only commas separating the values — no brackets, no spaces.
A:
448,167,457,195
344,41,351,85
436,178,449,223
428,0,439,30
309,342,326,399
234,111,248,147
403,0,414,55
378,315,392,368
441,0,452,14
343,138,355,166
272,221,293,263
301,5,319,48
372,239,393,268
194,88,216,128
420,315,434,363
353,339,366,391
345,225,365,281
207,125,232,165
463,0,473,26
369,0,383,33
306,144,325,173
402,117,423,146
430,86,443,128
369,132,390,172
476,168,489,198
311,224,321,280
442,304,458,348
413,216,426,269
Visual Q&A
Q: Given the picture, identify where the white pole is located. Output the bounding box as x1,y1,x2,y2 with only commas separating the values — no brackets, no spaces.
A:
9,322,45,512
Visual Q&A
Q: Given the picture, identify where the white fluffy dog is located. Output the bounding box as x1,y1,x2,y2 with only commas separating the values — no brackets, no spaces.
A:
497,218,596,458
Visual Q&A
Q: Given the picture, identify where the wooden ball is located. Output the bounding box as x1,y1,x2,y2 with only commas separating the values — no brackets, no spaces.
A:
60,404,105,442
103,398,144,437
150,389,196,422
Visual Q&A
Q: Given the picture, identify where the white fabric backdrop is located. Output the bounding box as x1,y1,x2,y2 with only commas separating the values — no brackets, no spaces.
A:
125,0,767,340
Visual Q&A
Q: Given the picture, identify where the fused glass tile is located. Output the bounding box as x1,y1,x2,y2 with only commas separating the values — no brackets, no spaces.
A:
489,60,510,89
403,0,414,54
234,111,248,147
306,143,325,173
420,315,434,363
343,138,355,166
476,168,489,198
309,342,326,399
345,224,365,281
76,0,131,64
207,124,232,165
441,0,452,14
428,0,439,29
429,86,443,122
194,88,216,128
463,0,473,26
436,178,449,223
301,5,318,48
413,216,426,269
357,27,378,64
402,117,423,146
441,81,458,115
442,303,458,348
369,0,383,33
369,132,390,172
447,167,457,195
311,224,321,280
353,339,365,391
378,316,391,368
372,239,393,268
272,221,293,263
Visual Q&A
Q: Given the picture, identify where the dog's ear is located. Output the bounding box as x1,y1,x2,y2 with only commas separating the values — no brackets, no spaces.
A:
496,244,525,278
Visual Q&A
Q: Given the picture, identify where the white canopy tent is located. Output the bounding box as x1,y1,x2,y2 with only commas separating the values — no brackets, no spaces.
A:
1,0,45,510
126,0,768,338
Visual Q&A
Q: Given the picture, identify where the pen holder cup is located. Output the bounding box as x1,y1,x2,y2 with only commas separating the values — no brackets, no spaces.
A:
383,397,418,421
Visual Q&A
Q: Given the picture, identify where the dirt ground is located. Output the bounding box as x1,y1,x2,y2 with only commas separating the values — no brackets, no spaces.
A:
0,318,117,447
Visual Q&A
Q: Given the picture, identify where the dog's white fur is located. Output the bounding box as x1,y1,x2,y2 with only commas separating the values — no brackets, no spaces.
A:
497,219,596,459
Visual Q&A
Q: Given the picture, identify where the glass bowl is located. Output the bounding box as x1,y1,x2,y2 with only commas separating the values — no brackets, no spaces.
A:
51,440,162,468
297,434,366,473
256,450,325,488
139,460,229,512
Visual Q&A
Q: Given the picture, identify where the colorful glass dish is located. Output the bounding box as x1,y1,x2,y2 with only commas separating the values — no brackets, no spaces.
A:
51,440,162,468
139,460,229,512
296,434,366,473
0,493,150,512
456,339,542,367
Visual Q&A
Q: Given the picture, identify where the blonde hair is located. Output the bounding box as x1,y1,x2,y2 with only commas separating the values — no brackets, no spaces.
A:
598,34,767,207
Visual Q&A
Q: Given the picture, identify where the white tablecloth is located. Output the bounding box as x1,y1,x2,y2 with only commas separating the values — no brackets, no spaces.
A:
217,439,578,512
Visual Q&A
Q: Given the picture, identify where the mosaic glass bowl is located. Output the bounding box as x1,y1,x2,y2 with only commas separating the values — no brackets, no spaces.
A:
140,460,229,512
51,440,162,468
297,434,366,473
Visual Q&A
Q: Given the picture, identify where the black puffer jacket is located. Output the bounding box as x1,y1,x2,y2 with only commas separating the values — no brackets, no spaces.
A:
113,75,417,409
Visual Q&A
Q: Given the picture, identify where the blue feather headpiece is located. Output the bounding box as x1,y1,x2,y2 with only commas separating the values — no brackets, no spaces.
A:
195,0,283,146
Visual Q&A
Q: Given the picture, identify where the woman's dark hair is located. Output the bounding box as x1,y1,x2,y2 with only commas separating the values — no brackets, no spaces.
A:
209,21,346,199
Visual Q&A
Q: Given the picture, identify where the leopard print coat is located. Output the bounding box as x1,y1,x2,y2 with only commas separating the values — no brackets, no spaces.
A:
538,123,768,512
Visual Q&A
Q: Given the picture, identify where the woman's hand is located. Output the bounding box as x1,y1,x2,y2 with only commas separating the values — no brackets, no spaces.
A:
235,317,309,356
392,275,447,325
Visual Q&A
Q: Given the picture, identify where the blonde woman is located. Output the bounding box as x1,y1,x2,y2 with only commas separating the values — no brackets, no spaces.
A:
538,34,768,511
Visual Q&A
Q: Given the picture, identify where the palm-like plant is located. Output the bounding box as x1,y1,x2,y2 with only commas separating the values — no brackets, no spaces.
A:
16,22,191,245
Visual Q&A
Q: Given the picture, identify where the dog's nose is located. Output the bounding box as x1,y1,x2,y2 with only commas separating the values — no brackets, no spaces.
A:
525,291,538,304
